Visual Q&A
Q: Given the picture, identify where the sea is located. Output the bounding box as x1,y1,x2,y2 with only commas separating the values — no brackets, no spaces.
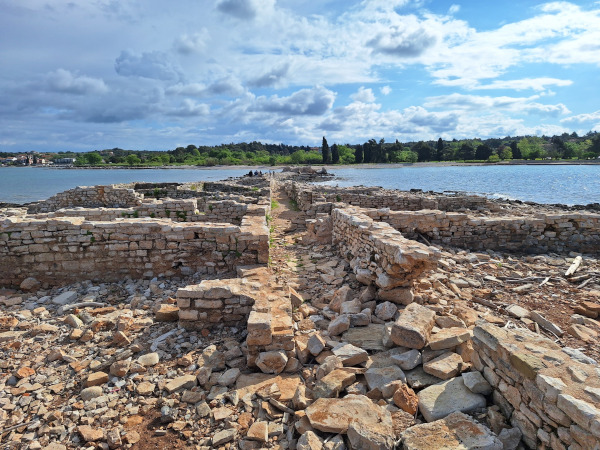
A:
0,165,599,206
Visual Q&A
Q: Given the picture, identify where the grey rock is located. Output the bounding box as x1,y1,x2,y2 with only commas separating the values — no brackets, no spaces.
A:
391,349,422,371
462,371,492,395
418,377,487,422
52,291,78,305
364,366,406,391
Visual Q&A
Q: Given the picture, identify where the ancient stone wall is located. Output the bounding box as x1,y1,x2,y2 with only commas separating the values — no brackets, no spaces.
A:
0,215,268,287
472,323,600,449
28,185,143,213
331,207,440,292
362,208,600,254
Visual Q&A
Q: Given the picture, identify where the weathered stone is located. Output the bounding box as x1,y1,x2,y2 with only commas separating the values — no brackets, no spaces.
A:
557,394,599,430
377,287,414,305
109,359,131,377
405,366,443,389
418,377,486,422
85,372,108,387
461,371,492,395
428,327,472,350
391,349,422,371
137,352,160,367
530,310,563,336
498,427,522,450
52,291,78,305
297,430,324,450
218,368,241,386
20,277,41,291
509,352,545,380
375,301,398,321
246,421,269,442
505,304,531,319
212,429,237,446
316,355,343,380
330,285,353,312
390,303,435,349
328,314,350,336
307,333,327,356
314,369,356,398
155,304,179,321
136,381,156,395
402,412,502,449
342,324,386,351
364,366,406,391
165,374,196,393
347,419,395,450
393,383,418,415
305,395,393,434
64,314,83,329
332,343,368,366
107,428,122,449
340,299,362,315
256,350,288,374
423,352,463,380
81,386,103,401
77,425,104,442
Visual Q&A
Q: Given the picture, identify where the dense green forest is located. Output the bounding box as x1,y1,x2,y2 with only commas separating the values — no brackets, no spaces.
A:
3,131,600,166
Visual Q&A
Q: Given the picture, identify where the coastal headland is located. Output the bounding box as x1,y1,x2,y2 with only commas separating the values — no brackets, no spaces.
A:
1,169,599,449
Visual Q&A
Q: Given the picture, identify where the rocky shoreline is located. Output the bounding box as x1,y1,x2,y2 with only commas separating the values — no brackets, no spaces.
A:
1,172,599,449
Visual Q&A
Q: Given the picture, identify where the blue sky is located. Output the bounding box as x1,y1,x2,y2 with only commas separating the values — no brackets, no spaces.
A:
1,0,600,152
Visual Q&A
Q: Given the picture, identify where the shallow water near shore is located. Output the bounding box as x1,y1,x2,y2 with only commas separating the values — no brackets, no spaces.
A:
1,164,599,205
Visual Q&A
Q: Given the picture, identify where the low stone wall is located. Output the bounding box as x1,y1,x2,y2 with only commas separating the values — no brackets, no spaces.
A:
177,279,257,329
28,185,143,213
472,323,600,449
331,207,440,292
45,199,269,225
0,215,268,287
363,208,600,254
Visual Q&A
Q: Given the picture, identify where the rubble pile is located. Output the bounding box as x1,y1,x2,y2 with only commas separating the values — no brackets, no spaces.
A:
1,172,599,449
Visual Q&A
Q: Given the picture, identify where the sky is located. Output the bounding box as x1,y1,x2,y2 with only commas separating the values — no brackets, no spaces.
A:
1,0,600,152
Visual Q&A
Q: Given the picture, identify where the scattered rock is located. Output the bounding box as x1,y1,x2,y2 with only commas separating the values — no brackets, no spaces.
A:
418,377,487,422
391,303,435,349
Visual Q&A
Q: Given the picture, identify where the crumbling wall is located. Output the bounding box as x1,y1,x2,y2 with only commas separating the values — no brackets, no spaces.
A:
362,208,600,254
27,185,143,213
331,207,440,293
0,215,268,287
472,323,600,449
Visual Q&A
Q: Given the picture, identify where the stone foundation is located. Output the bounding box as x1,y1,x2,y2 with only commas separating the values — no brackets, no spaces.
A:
472,323,600,449
0,214,268,287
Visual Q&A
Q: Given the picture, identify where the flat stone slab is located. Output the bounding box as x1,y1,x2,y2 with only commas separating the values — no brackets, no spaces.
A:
235,373,301,402
364,366,406,391
402,412,502,449
423,352,463,380
391,303,435,349
428,327,472,350
418,377,486,422
342,324,386,351
405,366,443,389
305,395,393,434
332,343,368,366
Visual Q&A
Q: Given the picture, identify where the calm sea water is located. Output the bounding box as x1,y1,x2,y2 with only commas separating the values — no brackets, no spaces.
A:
326,165,600,206
0,165,598,205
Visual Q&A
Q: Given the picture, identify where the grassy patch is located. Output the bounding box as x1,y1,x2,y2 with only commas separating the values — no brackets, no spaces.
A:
271,199,279,209
289,199,299,211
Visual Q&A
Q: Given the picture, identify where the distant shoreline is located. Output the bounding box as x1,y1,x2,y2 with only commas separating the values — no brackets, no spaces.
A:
5,159,600,170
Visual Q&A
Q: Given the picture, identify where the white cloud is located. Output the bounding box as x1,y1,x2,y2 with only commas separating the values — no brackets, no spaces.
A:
216,0,275,20
114,50,182,81
252,86,336,116
167,99,210,117
380,86,392,95
173,30,210,55
351,87,376,103
448,4,460,15
44,69,108,95
471,78,573,91
561,110,600,124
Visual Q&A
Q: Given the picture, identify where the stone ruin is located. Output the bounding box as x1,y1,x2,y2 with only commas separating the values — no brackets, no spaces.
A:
1,172,600,449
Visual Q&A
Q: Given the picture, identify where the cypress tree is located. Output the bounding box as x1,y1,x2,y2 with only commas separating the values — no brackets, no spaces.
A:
331,144,339,164
322,137,331,164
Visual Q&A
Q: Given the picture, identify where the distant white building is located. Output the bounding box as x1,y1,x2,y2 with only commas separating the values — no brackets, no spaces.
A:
53,157,77,165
